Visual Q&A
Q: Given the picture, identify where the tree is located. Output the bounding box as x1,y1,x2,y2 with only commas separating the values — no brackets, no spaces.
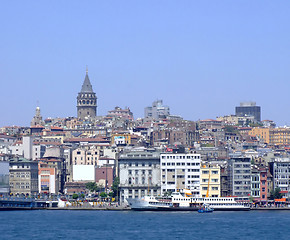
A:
270,187,282,200
111,177,120,198
224,125,236,133
85,182,100,193
100,192,108,198
72,193,78,200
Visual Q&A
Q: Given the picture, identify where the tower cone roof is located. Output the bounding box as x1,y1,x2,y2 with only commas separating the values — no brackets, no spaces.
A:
80,68,94,93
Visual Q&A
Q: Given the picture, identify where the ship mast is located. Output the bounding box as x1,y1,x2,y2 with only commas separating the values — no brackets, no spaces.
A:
206,166,211,198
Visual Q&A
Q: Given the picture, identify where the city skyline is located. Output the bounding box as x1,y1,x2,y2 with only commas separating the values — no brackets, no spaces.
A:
1,1,290,126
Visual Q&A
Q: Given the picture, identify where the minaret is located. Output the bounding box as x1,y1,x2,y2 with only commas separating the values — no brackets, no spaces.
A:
77,68,97,119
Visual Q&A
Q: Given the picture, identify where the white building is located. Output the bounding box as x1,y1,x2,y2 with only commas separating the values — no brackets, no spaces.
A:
118,149,161,204
9,136,46,160
73,165,95,182
273,158,290,199
160,152,201,197
144,100,170,119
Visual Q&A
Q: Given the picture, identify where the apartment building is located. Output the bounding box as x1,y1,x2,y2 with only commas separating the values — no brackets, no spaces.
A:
160,152,201,197
200,164,221,197
9,158,38,196
228,157,251,197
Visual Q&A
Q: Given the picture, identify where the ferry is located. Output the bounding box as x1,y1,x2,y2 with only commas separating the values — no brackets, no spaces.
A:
0,197,49,210
127,190,250,211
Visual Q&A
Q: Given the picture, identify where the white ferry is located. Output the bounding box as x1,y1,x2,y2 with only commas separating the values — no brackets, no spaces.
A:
127,190,250,211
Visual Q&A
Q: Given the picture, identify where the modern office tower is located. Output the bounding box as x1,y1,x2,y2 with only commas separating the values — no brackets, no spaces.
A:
235,102,261,122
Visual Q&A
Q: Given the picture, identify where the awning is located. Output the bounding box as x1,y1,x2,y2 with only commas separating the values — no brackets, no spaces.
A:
275,198,286,202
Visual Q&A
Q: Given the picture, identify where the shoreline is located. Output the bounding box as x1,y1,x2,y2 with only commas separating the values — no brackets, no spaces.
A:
45,207,290,211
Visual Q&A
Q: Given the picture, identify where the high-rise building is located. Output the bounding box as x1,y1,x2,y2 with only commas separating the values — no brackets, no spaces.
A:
228,157,251,197
144,100,170,119
77,69,97,119
235,102,261,122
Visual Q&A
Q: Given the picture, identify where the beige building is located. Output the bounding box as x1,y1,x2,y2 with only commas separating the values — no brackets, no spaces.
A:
72,145,103,165
200,164,221,197
216,115,239,125
9,158,38,196
269,127,290,146
249,127,270,144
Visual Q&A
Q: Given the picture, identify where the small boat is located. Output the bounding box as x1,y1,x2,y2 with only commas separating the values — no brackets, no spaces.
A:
198,204,214,213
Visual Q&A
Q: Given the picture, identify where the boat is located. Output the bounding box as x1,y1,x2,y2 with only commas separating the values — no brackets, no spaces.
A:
198,204,214,213
127,189,250,211
0,197,48,210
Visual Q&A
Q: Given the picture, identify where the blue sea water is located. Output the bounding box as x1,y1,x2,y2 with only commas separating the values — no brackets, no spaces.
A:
0,210,289,240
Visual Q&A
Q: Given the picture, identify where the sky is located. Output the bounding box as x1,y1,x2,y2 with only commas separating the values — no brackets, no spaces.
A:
0,1,290,127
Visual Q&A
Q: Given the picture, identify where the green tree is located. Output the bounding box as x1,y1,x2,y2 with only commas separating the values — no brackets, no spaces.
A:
111,177,120,198
72,193,79,200
85,182,100,193
270,187,282,200
224,125,236,133
100,192,108,198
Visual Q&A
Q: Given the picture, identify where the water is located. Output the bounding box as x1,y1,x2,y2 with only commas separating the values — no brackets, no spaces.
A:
0,210,289,239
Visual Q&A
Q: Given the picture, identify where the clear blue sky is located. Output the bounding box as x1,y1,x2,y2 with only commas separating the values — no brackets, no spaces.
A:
1,1,290,127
